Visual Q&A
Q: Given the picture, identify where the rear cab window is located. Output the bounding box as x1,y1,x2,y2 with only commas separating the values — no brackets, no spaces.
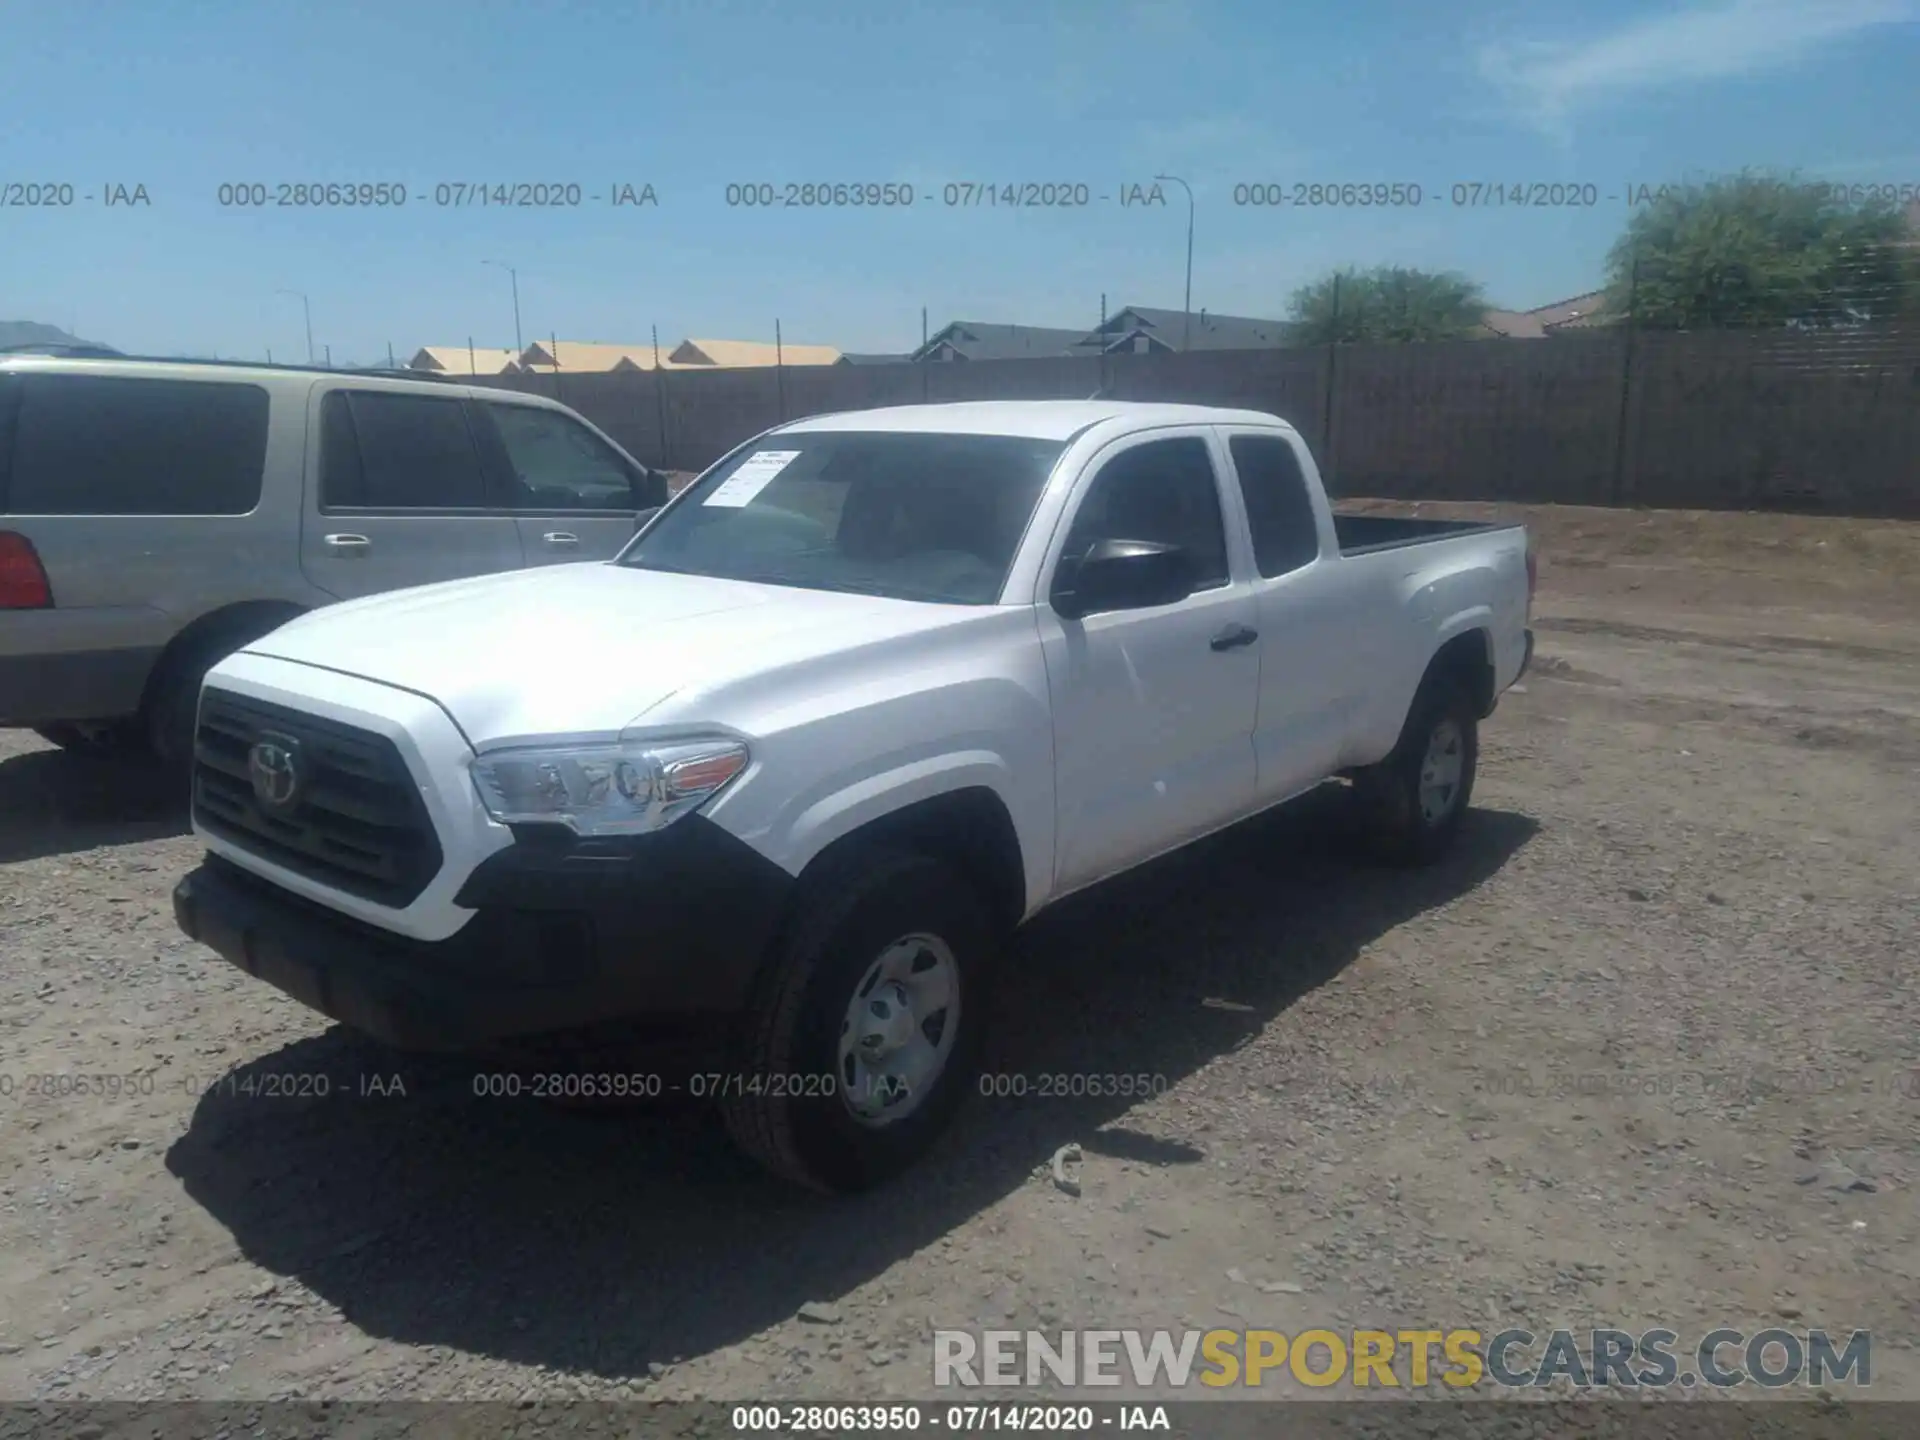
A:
1228,432,1323,578
0,372,268,516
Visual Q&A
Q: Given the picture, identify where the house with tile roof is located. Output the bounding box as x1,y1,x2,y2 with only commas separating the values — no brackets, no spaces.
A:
1476,290,1612,339
1073,305,1292,354
516,340,662,373
908,321,1091,362
666,338,842,367
515,337,843,371
406,345,525,375
906,308,1294,361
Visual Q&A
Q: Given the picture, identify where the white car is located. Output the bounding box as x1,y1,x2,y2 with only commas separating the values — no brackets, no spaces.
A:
171,400,1535,1191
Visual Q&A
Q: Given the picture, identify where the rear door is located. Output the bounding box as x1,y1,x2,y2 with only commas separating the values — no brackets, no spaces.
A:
470,399,647,564
302,387,524,600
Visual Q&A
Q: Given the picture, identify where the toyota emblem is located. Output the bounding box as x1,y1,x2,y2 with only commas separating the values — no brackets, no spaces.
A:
247,734,302,810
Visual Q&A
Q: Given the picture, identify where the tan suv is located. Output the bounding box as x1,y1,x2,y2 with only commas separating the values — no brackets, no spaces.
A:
0,355,666,780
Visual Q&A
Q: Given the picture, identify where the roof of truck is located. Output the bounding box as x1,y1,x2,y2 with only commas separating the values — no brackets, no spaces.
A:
775,400,1297,441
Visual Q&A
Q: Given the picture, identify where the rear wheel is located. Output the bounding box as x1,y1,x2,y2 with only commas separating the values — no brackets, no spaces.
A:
721,848,993,1193
1351,677,1478,866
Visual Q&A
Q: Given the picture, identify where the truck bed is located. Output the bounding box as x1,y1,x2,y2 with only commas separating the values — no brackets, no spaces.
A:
1333,512,1519,556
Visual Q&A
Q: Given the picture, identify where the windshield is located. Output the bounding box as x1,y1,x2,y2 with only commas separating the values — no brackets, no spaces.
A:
618,431,1066,603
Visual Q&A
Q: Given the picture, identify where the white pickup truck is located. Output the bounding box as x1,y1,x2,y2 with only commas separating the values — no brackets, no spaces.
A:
171,400,1534,1191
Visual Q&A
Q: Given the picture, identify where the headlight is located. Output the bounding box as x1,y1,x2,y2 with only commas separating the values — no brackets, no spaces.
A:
470,737,750,836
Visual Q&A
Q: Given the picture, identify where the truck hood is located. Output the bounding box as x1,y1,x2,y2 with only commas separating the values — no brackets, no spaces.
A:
242,563,962,748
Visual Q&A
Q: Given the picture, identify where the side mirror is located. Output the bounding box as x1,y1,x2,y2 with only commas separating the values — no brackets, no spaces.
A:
1053,538,1195,620
632,504,662,533
628,465,669,512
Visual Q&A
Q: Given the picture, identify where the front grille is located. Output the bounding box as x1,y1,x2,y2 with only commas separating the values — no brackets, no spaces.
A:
192,691,444,907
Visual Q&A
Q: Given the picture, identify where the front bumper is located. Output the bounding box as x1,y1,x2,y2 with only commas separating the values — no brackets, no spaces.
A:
172,818,794,1052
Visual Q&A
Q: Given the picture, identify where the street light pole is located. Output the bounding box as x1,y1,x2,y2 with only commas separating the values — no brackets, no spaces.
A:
275,290,313,364
1155,175,1195,351
484,261,523,355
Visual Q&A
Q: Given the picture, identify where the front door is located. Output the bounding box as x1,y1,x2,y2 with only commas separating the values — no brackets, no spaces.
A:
471,399,647,565
1037,429,1261,892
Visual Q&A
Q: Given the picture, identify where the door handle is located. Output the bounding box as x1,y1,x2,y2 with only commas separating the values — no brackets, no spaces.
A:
541,532,581,547
1210,623,1258,651
323,533,371,557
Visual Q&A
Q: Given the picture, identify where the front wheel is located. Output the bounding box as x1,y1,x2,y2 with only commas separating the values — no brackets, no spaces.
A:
1351,678,1478,866
721,849,994,1193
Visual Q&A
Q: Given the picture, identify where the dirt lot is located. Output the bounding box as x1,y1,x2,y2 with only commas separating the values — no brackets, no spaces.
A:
1,502,1916,1407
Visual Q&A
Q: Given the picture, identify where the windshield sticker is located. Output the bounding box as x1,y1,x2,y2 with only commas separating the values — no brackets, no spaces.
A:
702,450,801,507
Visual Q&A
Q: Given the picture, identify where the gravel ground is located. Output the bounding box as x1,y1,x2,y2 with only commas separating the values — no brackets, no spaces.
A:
1,503,1915,1410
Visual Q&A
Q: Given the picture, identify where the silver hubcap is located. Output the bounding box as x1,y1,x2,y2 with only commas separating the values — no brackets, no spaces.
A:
1418,718,1465,825
837,933,960,1128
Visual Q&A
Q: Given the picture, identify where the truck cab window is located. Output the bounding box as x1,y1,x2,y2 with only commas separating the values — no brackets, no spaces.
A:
1230,433,1322,577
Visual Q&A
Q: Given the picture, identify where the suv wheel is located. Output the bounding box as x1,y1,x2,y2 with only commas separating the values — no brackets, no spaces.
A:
145,634,250,784
1351,677,1479,866
722,848,993,1192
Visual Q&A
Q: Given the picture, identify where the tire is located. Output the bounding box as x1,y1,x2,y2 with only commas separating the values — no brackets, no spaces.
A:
145,635,246,784
31,720,142,757
721,848,994,1193
1351,677,1478,867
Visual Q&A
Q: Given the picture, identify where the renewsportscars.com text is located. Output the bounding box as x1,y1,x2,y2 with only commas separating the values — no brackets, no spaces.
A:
933,1327,1871,1389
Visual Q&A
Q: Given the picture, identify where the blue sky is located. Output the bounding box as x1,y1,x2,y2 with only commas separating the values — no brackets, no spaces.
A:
4,0,1917,362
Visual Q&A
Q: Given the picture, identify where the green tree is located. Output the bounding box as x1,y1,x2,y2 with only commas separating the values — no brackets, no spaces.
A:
1284,265,1489,344
1603,171,1919,329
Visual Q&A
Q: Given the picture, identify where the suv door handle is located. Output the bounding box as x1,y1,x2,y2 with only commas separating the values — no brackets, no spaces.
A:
323,533,371,557
541,532,580,547
1210,623,1258,651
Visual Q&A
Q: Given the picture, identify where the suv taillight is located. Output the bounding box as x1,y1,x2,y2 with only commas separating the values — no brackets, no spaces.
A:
0,531,53,608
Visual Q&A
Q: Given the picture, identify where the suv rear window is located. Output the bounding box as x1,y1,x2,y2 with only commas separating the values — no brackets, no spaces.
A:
1,373,270,516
